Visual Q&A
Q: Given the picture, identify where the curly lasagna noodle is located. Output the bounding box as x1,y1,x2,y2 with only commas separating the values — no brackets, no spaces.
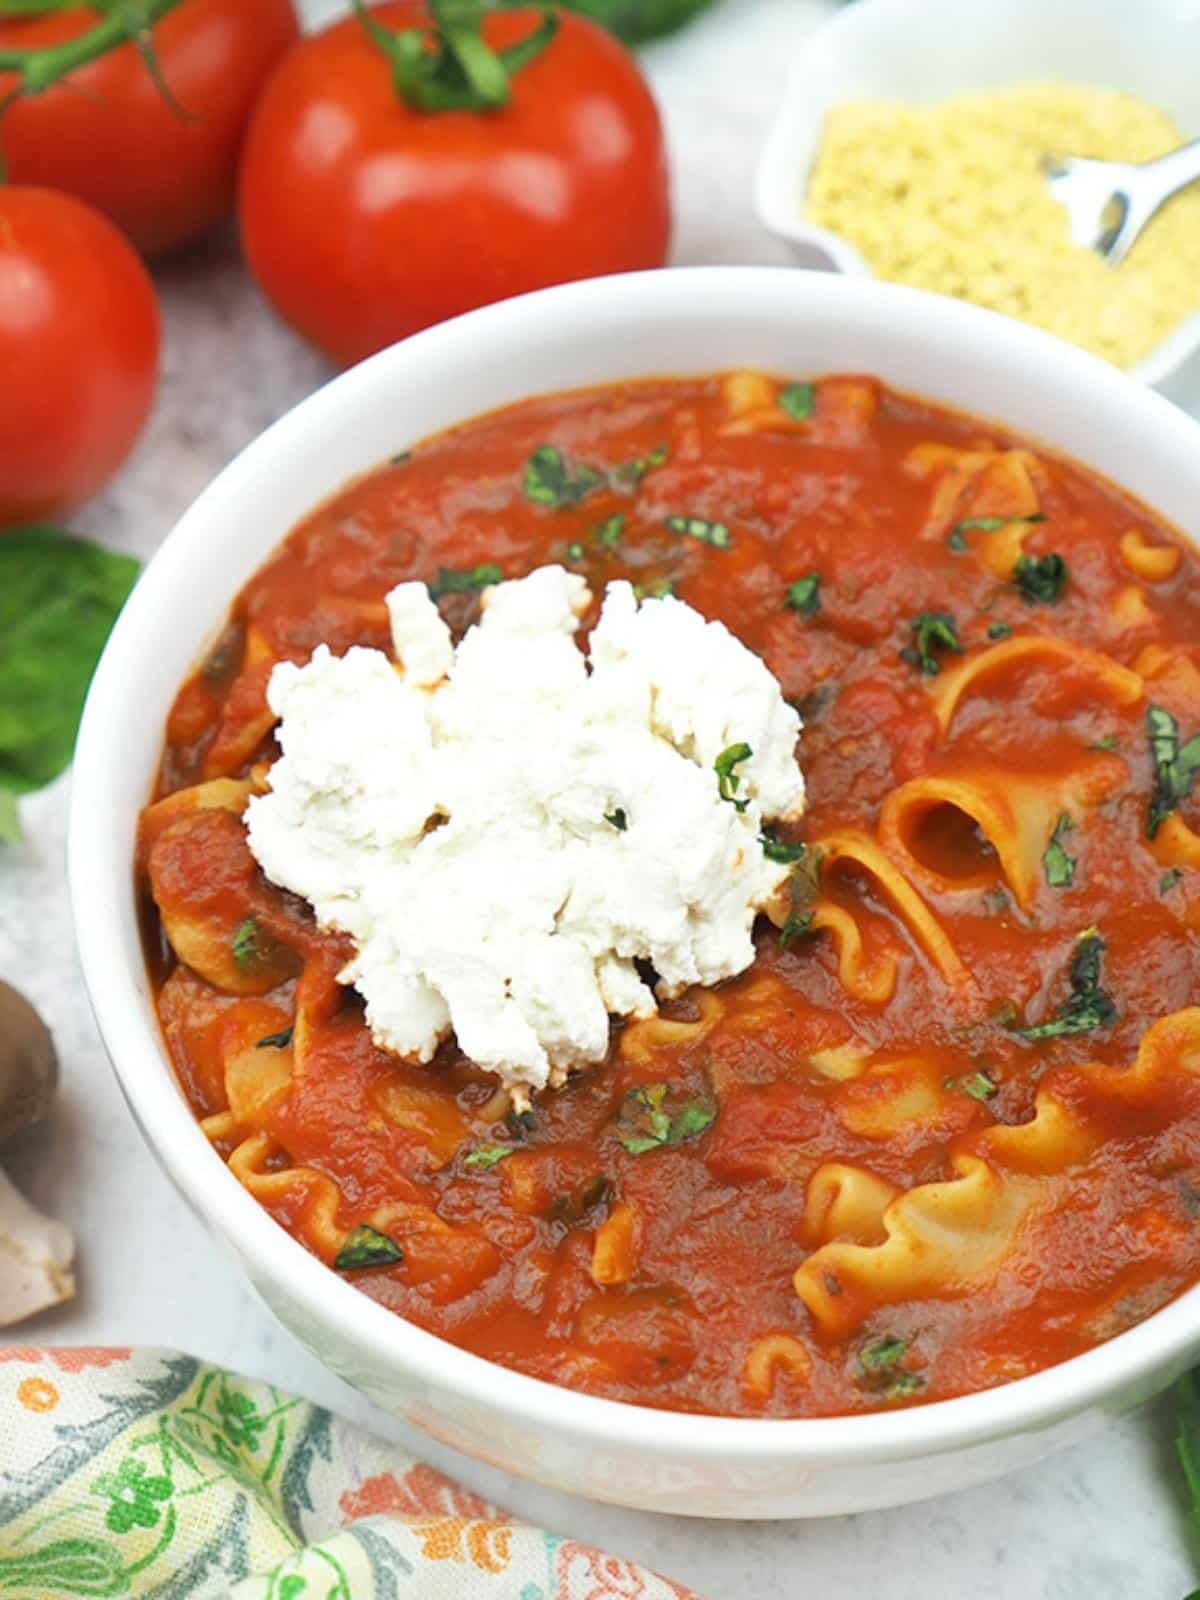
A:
141,371,1200,1417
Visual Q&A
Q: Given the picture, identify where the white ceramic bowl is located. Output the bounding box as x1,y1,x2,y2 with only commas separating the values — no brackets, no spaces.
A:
71,267,1200,1518
755,0,1200,395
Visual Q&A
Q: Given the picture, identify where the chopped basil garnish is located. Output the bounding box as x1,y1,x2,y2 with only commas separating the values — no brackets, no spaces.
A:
901,612,962,676
884,1371,926,1401
784,572,821,618
566,542,584,562
605,807,628,831
714,742,752,810
1162,868,1184,894
665,515,731,549
506,1107,536,1139
616,444,668,484
231,918,260,971
617,1083,716,1155
1014,551,1067,603
1012,927,1116,1040
1089,735,1120,752
779,381,815,421
333,1224,403,1271
428,564,502,600
594,513,625,551
1042,812,1077,888
523,445,604,508
1146,704,1200,839
778,845,823,949
389,450,412,465
634,578,675,601
778,910,814,948
256,1028,294,1050
463,1144,513,1170
760,831,806,864
951,512,1047,550
859,1336,906,1373
987,621,1013,640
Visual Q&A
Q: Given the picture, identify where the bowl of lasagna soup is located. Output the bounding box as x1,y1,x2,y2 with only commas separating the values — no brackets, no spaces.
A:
71,267,1200,1517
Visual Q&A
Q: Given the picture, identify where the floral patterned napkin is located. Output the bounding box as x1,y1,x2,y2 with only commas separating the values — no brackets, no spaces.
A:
0,1347,702,1599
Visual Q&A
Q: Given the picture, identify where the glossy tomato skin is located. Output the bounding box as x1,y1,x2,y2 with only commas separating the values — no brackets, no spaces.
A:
0,189,160,528
239,4,671,366
0,0,299,257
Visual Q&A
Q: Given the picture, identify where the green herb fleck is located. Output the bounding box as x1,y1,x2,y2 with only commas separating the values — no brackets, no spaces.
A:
988,621,1013,640
1146,704,1200,839
524,445,604,509
779,911,814,948
779,381,815,421
566,542,585,563
947,528,968,552
1042,812,1077,889
334,1225,404,1271
605,807,628,831
617,1083,717,1155
633,578,676,601
1173,1371,1200,1538
463,1144,513,1170
232,918,261,971
951,512,1047,545
594,513,625,551
616,444,668,484
760,831,806,864
859,1336,907,1374
0,791,19,845
1012,927,1116,1041
1014,551,1068,604
714,742,752,811
256,1028,294,1050
1089,735,1120,752
956,1071,998,1102
884,1370,926,1401
784,572,821,618
428,564,502,600
665,515,731,549
1162,868,1184,895
901,612,963,677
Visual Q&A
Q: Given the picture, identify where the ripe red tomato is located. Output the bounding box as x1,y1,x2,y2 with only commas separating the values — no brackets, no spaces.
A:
239,4,671,367
0,189,160,528
0,0,300,257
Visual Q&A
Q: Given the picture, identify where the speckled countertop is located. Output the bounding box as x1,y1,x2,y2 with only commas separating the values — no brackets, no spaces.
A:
4,2,1200,1594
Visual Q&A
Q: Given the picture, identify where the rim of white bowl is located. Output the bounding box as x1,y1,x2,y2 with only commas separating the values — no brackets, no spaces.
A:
71,265,1200,1468
751,0,1200,392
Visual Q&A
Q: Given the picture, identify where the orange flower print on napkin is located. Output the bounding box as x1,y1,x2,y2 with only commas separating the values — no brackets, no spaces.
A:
556,1542,704,1600
340,1464,513,1573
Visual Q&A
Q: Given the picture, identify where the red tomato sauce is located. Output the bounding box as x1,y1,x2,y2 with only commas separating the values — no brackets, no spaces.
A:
141,372,1200,1417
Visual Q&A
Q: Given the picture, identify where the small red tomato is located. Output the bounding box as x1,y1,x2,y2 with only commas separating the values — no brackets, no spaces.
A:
0,0,300,257
0,189,160,528
239,3,671,367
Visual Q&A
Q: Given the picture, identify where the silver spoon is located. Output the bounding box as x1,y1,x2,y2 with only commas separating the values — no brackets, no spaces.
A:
1043,138,1200,267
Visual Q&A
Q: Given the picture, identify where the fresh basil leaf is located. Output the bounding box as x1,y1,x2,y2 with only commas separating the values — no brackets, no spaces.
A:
952,512,1046,541
778,911,814,948
560,0,716,45
1042,812,1077,888
1014,551,1067,603
760,831,806,864
1162,868,1184,894
987,621,1013,640
1174,1371,1200,1537
463,1144,513,1169
334,1224,404,1271
903,612,962,676
1012,927,1116,1040
256,1028,294,1050
1146,704,1200,839
779,381,815,421
0,526,139,801
784,572,821,618
231,918,261,971
523,445,604,508
665,515,731,549
0,790,20,845
714,742,752,810
617,1083,716,1154
594,513,625,551
605,807,628,831
427,564,502,600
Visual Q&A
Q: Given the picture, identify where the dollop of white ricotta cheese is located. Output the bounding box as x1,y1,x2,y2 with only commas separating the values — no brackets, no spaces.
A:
245,566,805,1097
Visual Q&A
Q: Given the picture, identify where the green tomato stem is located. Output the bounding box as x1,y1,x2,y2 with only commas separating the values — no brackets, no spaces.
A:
0,0,186,96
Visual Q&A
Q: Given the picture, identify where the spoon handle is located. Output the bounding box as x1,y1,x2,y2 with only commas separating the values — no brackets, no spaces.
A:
1106,139,1200,266
1139,138,1200,208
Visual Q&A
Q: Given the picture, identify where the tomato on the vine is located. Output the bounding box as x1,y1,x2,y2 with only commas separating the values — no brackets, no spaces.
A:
239,2,671,367
0,189,160,528
0,0,300,258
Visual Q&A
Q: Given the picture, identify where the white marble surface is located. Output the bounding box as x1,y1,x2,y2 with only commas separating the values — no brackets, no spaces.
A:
4,1,1200,1594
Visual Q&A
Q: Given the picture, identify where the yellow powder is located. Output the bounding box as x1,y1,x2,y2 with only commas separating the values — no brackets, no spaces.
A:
804,83,1200,369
